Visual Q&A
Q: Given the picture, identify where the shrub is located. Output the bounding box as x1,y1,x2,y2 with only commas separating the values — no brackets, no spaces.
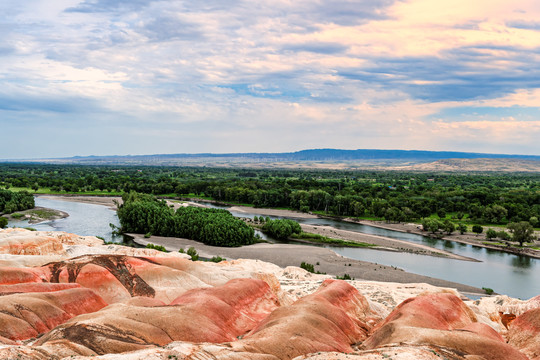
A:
336,274,353,280
145,243,167,252
472,225,483,236
144,232,152,238
0,217,7,228
482,287,494,295
497,230,511,240
300,262,315,273
485,228,497,240
210,256,226,263
187,247,199,261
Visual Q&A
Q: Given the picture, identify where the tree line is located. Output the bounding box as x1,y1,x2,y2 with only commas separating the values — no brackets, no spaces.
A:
1,164,539,227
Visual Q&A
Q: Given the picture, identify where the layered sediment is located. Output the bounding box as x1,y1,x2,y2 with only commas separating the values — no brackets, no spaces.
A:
0,228,538,360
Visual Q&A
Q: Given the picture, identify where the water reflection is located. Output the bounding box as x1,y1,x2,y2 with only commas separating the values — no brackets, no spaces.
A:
512,256,532,269
442,241,455,249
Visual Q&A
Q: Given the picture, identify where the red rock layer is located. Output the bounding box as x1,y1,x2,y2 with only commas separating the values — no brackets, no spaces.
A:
230,279,379,359
363,292,528,360
0,266,48,285
508,307,540,360
0,288,107,341
37,255,211,303
0,235,64,255
34,278,280,355
0,282,81,295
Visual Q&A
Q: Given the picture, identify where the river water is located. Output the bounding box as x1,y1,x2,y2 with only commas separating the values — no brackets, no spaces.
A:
7,197,539,299
8,197,121,243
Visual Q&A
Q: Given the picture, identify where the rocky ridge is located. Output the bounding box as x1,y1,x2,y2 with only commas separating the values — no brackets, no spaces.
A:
0,228,538,360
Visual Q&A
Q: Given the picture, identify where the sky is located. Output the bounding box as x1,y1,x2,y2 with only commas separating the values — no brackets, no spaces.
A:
1,0,540,159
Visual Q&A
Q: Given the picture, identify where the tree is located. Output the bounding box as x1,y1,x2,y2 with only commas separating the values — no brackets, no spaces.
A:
458,223,467,235
530,216,539,228
0,217,7,228
262,219,302,240
424,219,442,234
442,219,455,235
507,221,535,246
486,228,497,240
472,225,483,236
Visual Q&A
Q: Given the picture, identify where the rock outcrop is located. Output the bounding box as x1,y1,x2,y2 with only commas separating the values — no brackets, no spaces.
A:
0,228,538,360
363,292,529,360
508,307,540,360
228,279,379,359
0,288,107,341
33,278,279,355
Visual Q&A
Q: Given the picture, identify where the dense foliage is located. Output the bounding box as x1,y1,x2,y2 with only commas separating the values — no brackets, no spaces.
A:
262,219,302,239
117,192,254,246
1,163,539,227
0,189,34,214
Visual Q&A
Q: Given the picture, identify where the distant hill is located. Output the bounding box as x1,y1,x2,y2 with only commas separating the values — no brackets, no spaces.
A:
393,158,540,173
3,149,539,171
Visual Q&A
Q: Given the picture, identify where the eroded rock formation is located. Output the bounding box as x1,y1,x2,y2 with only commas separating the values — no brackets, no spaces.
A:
0,228,539,360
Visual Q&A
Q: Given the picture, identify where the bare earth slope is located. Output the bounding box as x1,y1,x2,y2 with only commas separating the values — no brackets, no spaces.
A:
0,228,539,360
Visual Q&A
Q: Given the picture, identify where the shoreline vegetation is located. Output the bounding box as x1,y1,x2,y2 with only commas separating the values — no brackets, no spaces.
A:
36,194,540,260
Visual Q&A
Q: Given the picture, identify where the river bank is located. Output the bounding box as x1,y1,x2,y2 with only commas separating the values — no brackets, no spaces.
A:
355,219,540,260
38,195,539,260
229,204,540,260
3,206,69,224
128,233,486,297
26,195,539,298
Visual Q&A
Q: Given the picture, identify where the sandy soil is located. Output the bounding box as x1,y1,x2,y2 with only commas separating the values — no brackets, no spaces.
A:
229,205,319,219
298,224,475,261
4,206,69,224
129,233,485,296
38,195,122,210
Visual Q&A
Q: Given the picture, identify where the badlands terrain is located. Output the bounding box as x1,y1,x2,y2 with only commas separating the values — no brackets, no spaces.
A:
0,228,539,360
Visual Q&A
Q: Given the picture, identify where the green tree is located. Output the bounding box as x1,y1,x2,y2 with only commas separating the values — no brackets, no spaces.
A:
497,230,511,241
442,219,455,235
458,223,467,235
486,228,497,240
262,219,302,240
472,225,483,236
507,221,535,246
0,217,7,228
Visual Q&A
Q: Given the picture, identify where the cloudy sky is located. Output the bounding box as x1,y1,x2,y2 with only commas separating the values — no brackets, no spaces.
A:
1,0,540,159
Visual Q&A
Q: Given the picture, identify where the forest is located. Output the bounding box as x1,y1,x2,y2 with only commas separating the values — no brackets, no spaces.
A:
116,192,255,246
0,189,35,214
0,163,539,228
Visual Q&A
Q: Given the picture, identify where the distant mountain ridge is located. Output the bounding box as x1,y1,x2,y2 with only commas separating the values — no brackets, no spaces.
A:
45,148,540,162
3,149,539,171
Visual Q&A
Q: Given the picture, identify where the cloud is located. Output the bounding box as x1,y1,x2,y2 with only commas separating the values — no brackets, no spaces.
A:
141,14,206,42
1,0,540,158
65,0,154,13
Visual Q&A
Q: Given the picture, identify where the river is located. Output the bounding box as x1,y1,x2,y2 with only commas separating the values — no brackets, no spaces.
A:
7,197,540,299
